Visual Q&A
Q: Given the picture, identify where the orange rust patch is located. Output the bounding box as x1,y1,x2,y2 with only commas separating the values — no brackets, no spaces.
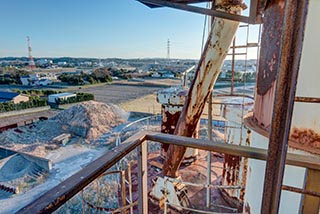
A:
290,128,320,155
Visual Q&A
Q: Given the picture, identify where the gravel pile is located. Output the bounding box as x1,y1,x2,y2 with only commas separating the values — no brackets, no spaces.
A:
52,101,127,141
0,101,128,156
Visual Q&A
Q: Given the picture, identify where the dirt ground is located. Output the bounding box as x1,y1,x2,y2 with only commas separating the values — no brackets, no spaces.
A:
75,79,180,105
119,94,161,114
0,110,59,127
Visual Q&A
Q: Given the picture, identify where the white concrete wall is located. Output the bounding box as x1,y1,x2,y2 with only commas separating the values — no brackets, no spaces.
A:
292,0,320,133
244,132,306,213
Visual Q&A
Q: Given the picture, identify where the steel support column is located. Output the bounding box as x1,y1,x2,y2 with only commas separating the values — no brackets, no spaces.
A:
163,0,242,178
261,0,309,213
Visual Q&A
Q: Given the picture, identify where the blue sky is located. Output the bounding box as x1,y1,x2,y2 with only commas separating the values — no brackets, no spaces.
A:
0,0,259,59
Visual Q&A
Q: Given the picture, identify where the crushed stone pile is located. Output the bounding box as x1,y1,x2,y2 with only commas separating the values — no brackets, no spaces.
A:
0,101,128,156
52,101,127,141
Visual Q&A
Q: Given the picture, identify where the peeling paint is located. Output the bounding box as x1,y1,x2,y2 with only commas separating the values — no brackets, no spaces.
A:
253,0,285,129
289,127,320,155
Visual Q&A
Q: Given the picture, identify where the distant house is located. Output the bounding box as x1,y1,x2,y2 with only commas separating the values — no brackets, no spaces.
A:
151,72,160,78
20,73,56,86
57,62,67,66
0,91,29,104
38,79,53,86
161,71,175,78
48,93,76,104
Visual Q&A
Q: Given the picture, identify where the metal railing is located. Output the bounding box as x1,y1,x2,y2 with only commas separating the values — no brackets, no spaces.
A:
16,131,320,214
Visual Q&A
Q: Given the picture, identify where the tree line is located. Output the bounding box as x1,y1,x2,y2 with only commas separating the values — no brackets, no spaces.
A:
0,97,47,113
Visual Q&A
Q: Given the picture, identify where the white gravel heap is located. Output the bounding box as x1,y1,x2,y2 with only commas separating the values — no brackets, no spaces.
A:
52,101,127,141
0,101,127,156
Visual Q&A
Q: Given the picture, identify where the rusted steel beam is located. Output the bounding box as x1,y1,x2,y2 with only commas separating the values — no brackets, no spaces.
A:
162,0,242,178
261,0,309,213
282,185,320,198
295,96,320,103
138,0,254,23
16,132,147,214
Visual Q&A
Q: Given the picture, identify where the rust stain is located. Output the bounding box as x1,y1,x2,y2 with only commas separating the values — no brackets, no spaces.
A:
244,202,251,214
256,2,285,96
240,130,251,201
161,106,181,152
289,127,320,155
222,154,240,185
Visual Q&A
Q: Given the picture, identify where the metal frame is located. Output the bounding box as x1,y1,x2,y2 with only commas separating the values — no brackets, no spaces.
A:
16,131,320,213
261,0,309,213
138,0,263,24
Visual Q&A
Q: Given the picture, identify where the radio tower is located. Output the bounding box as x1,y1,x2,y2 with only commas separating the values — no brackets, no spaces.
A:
27,36,36,70
167,39,170,60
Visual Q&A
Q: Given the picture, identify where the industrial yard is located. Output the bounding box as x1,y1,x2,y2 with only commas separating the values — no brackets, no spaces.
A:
0,101,131,213
0,78,178,213
1,0,319,213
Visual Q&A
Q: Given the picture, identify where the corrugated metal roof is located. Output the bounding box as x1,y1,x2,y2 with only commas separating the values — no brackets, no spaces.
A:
0,91,19,100
48,92,76,98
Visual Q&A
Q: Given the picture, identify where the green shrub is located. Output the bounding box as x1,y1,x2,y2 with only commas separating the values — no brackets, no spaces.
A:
0,98,48,113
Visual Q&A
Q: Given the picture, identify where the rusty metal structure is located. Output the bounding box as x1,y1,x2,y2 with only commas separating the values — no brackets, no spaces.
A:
11,0,320,213
163,0,244,178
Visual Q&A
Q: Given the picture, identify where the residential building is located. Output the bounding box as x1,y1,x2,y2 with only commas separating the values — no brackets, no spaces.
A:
0,91,29,104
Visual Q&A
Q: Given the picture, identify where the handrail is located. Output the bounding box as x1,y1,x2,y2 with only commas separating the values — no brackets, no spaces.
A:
146,132,320,170
16,131,320,213
116,114,160,146
16,131,147,214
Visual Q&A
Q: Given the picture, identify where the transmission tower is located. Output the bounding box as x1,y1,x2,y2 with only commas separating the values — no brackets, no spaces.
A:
167,39,170,60
27,36,36,70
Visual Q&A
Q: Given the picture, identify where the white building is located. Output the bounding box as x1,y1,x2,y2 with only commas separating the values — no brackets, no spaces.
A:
48,93,76,104
57,62,67,66
36,59,53,66
20,73,56,86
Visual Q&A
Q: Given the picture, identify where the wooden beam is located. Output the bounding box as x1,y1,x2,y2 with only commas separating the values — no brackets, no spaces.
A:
301,169,320,213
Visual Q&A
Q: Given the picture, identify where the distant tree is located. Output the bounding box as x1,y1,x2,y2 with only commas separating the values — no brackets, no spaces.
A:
92,67,112,83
